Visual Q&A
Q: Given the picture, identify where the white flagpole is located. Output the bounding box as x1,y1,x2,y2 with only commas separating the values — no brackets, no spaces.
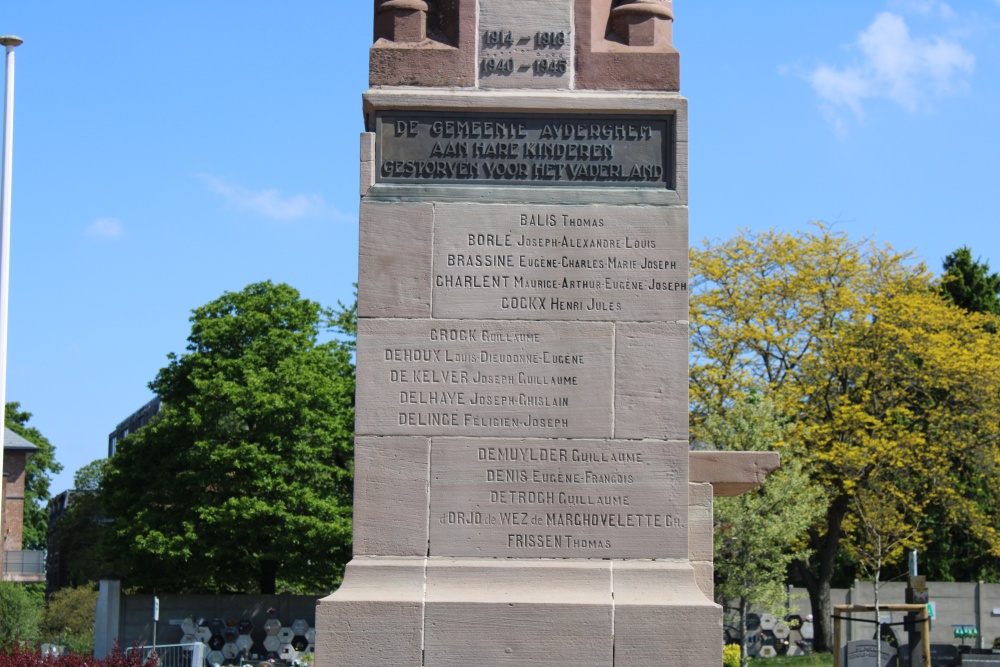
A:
0,35,23,567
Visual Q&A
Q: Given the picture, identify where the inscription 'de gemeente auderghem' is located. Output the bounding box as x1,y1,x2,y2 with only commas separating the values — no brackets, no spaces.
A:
376,112,674,187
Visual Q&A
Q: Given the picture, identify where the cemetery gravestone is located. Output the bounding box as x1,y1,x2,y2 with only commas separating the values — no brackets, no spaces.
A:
317,1,775,664
842,640,899,667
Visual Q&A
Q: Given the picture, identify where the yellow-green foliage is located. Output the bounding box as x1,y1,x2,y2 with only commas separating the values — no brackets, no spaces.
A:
692,225,1000,560
723,643,741,667
691,225,1000,646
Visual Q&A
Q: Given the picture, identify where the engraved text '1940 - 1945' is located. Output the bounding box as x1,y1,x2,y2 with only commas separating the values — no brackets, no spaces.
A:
376,112,674,187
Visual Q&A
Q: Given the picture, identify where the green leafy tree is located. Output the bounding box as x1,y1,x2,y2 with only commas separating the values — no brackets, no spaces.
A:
50,460,113,587
917,247,1000,581
101,282,356,594
0,582,42,645
329,284,357,347
39,586,99,655
72,459,108,492
5,403,62,551
940,246,1000,317
706,391,826,667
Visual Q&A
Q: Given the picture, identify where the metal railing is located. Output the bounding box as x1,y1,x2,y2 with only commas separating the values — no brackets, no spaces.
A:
127,643,206,667
2,550,44,575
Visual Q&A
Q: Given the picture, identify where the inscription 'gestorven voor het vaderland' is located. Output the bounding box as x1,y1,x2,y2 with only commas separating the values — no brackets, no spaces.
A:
376,112,674,187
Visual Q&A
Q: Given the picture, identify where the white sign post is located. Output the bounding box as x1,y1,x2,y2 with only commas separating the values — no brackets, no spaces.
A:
152,596,160,653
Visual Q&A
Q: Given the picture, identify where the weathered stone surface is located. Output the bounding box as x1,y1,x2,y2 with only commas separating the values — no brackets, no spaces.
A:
575,0,680,91
614,321,689,440
316,557,424,667
352,437,430,557
609,0,674,47
691,560,714,600
675,132,689,205
369,0,477,87
360,132,375,197
431,204,688,321
613,561,721,666
479,0,573,90
840,640,898,667
424,559,613,666
365,90,687,207
688,481,713,563
364,89,687,132
358,202,432,319
428,438,688,558
356,318,615,437
690,450,781,496
321,4,776,664
374,0,432,44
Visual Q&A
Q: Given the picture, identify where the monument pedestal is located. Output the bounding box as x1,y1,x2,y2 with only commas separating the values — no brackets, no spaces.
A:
318,2,777,664
320,557,718,666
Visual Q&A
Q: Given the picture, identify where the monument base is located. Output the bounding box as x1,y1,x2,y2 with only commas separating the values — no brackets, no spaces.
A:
317,556,720,666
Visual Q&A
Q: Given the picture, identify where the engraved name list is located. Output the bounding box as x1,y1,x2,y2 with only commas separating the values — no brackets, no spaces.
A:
432,205,688,321
429,439,688,558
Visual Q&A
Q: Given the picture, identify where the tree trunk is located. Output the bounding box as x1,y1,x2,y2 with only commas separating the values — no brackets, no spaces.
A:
813,579,835,654
796,494,850,653
874,558,882,667
259,559,278,594
740,596,749,667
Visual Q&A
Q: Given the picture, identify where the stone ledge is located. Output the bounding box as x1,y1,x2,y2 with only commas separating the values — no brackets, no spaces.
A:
689,451,780,497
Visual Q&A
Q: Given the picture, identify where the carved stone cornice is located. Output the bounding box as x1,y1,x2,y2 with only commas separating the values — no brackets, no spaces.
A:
609,0,674,21
376,0,432,14
374,0,437,44
609,0,674,47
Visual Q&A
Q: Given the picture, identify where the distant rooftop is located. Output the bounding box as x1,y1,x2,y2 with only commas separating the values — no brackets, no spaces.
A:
3,427,39,453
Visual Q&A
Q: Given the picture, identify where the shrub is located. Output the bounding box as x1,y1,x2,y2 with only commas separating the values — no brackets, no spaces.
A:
0,583,43,646
39,587,98,656
723,643,741,667
0,641,156,667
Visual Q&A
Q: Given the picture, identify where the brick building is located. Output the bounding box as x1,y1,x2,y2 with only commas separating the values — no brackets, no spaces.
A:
2,427,44,582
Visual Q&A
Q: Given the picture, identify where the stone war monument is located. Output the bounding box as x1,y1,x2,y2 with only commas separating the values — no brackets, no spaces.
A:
317,1,778,664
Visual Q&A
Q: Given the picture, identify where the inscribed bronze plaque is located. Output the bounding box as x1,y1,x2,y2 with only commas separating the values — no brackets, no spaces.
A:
375,112,674,188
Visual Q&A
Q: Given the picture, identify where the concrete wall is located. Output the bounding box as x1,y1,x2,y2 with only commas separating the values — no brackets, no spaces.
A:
95,585,319,658
121,594,318,646
787,581,1000,650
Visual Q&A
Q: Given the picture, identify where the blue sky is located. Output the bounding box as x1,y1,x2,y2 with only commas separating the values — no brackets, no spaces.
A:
2,1,998,495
